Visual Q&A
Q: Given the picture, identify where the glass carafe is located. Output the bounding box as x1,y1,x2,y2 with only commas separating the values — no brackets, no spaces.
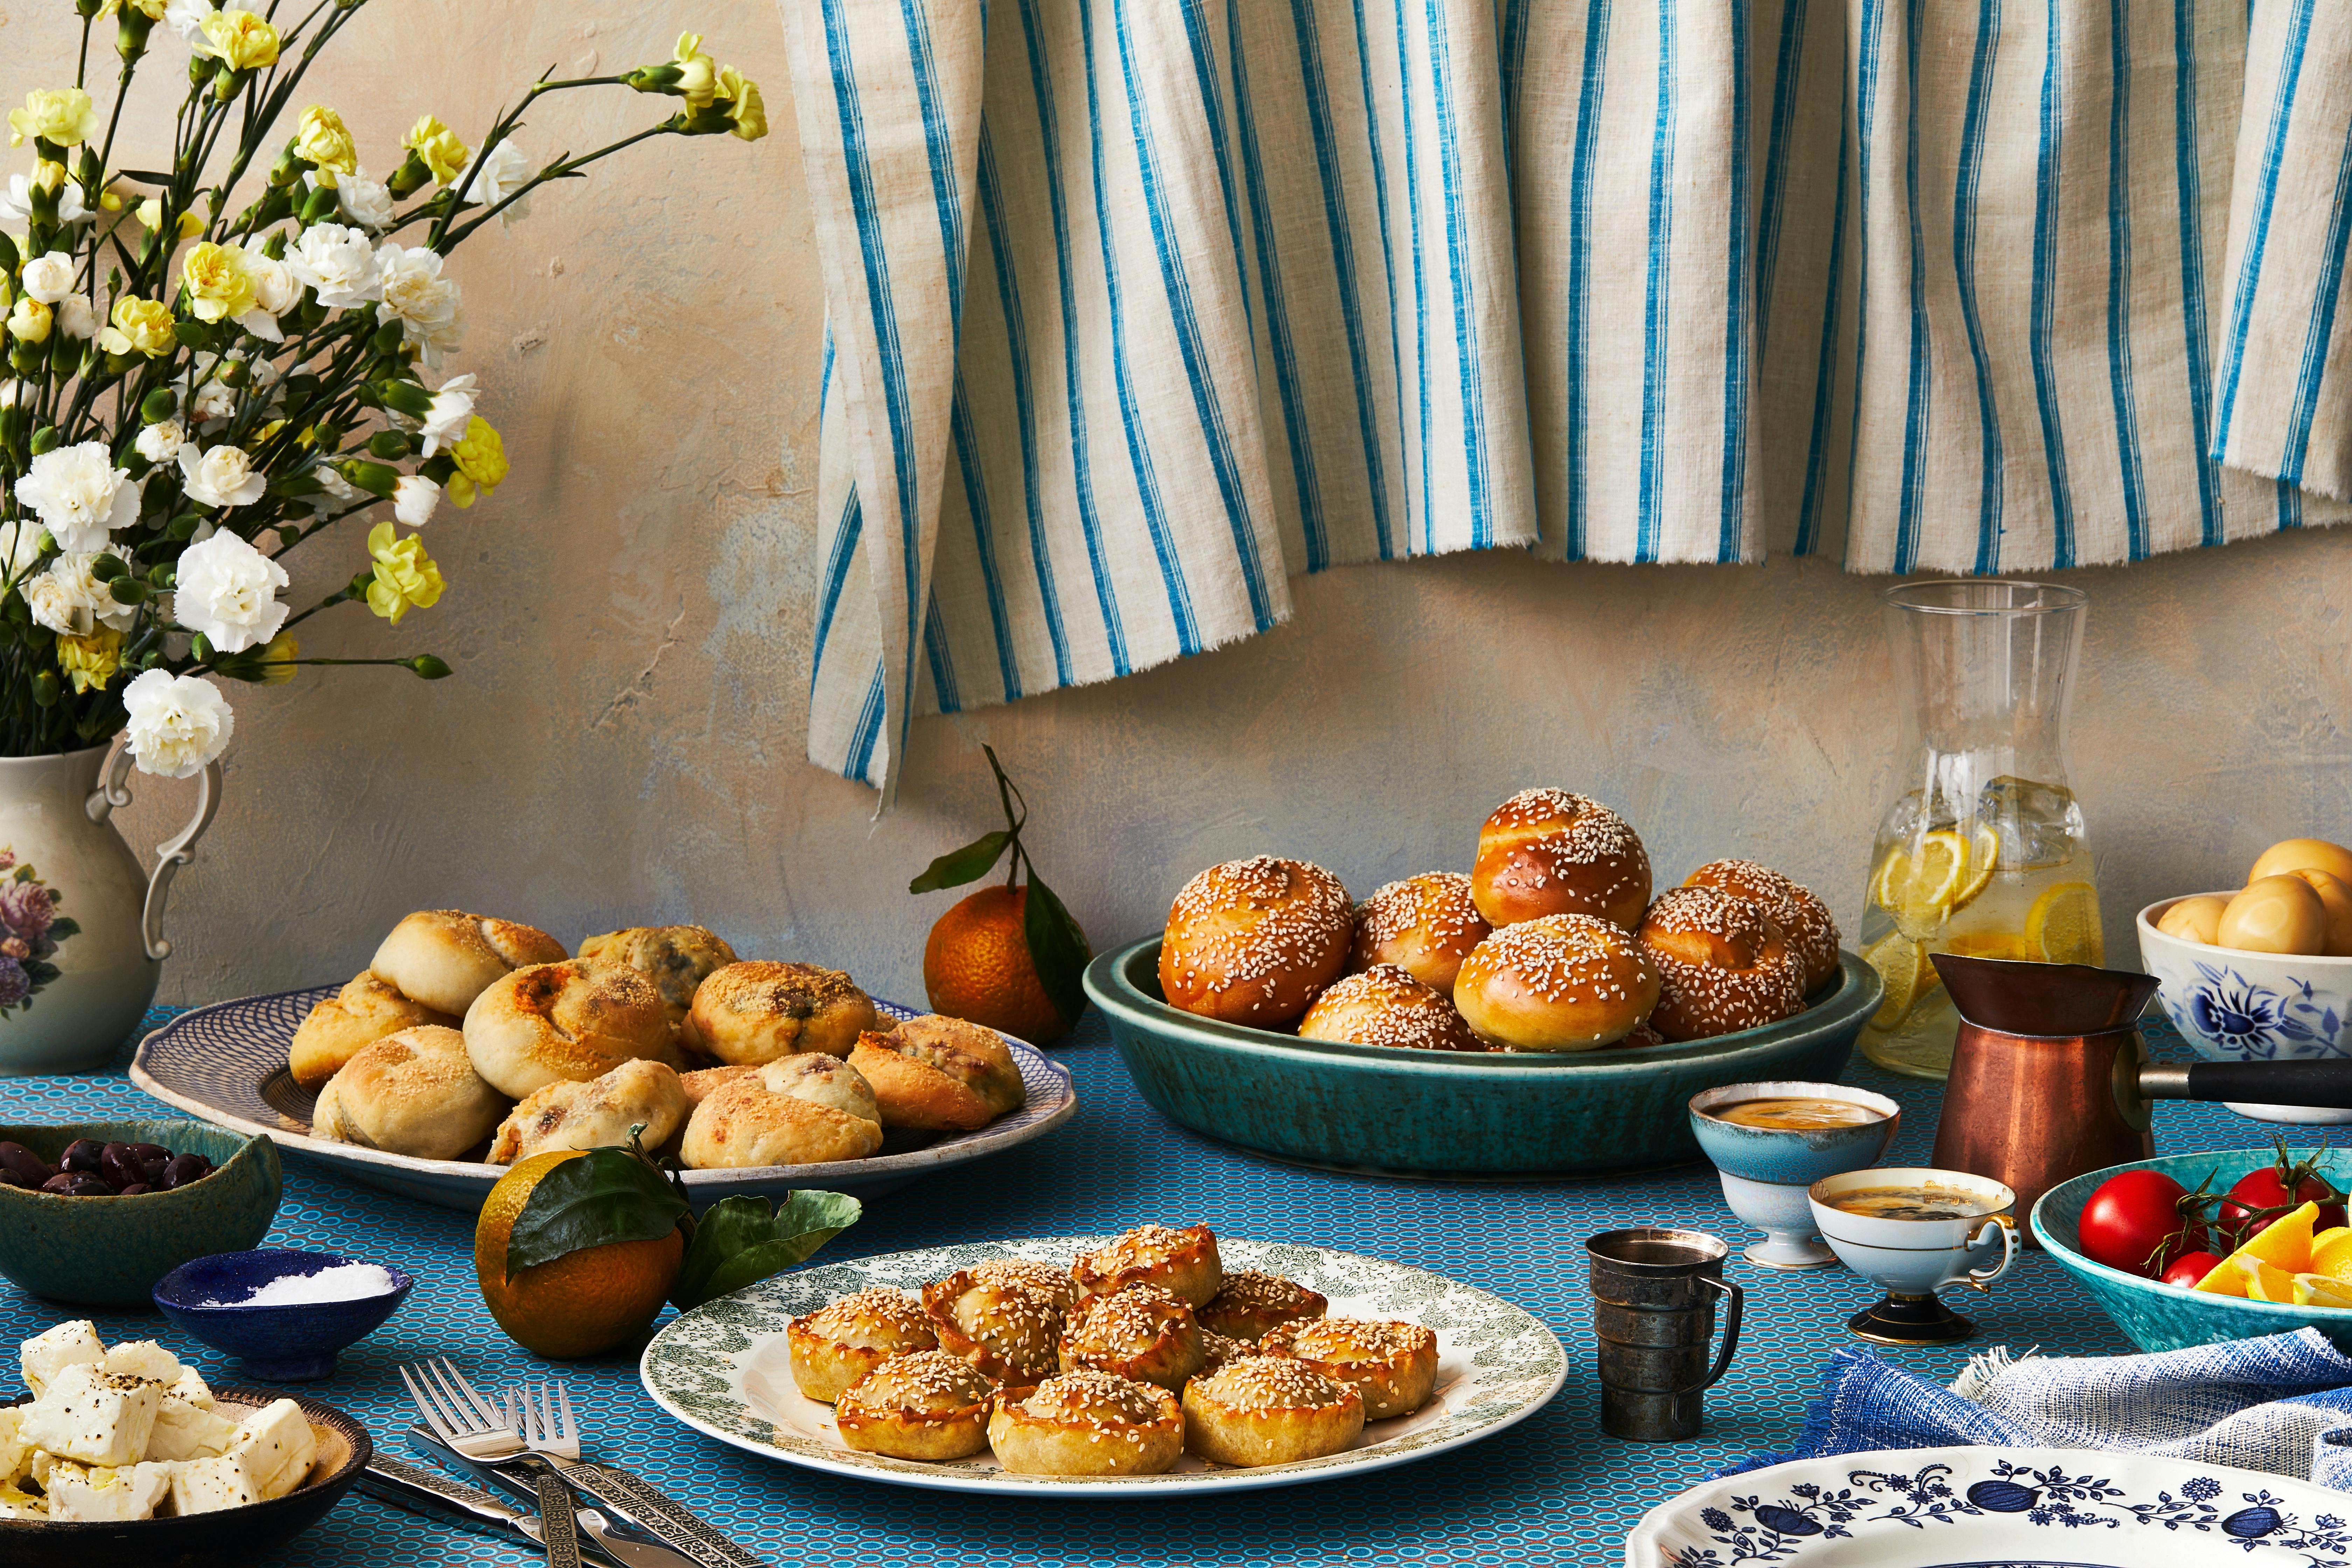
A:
1858,581,2099,1079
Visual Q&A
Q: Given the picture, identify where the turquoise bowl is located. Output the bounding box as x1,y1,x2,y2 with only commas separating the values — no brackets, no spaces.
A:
1084,937,1882,1176
2032,1146,2352,1353
0,1119,282,1307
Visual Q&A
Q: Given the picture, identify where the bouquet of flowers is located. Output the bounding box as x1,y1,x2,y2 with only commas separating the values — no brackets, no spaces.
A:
0,2,765,777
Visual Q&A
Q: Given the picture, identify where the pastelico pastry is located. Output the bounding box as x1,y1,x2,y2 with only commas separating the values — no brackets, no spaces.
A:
678,1055,883,1169
846,1014,1026,1130
1349,872,1491,993
1056,1286,1207,1391
1181,1355,1366,1467
287,970,456,1091
488,1057,688,1164
832,1351,996,1462
312,1025,506,1161
786,1288,939,1403
577,924,739,1028
681,961,877,1065
1261,1316,1440,1420
370,910,568,1017
1452,913,1661,1051
1470,789,1652,930
987,1371,1184,1477
1072,1223,1223,1307
1635,885,1809,1042
922,1268,1069,1385
1158,856,1353,1027
1197,1268,1328,1341
462,959,679,1099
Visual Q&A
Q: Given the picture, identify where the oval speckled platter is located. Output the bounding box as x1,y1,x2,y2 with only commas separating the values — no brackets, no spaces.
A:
128,986,1077,1212
639,1234,1566,1495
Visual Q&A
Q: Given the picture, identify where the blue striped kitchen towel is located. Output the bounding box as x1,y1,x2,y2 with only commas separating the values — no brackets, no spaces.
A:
1731,1331,2352,1489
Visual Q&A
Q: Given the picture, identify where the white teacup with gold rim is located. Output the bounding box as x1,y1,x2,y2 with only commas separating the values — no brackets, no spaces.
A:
1809,1167,2017,1345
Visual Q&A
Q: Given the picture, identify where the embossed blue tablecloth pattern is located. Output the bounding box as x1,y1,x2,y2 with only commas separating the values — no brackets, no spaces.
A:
2,1008,2340,1566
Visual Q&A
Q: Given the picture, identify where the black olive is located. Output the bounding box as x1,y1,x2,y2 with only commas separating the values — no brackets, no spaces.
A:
159,1153,212,1189
58,1138,105,1175
0,1142,49,1186
99,1142,141,1191
124,1142,171,1182
41,1172,111,1196
114,1182,154,1196
0,1169,29,1190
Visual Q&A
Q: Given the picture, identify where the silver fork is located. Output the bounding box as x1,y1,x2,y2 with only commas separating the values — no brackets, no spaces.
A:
504,1381,583,1459
400,1359,581,1568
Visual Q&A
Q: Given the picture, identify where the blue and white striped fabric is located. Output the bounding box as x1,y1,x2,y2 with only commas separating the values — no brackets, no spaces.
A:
784,0,2352,792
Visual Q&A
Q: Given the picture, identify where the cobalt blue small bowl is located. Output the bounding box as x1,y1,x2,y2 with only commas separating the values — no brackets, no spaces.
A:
153,1248,413,1381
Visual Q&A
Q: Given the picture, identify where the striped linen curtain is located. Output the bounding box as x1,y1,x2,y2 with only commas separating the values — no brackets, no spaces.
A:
785,0,2352,794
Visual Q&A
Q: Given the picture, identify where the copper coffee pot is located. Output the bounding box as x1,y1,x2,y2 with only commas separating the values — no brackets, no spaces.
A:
1929,954,2352,1238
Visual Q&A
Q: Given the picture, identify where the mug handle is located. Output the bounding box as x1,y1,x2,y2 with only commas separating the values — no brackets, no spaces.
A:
85,736,222,962
1959,1213,2019,1293
1680,1275,1745,1393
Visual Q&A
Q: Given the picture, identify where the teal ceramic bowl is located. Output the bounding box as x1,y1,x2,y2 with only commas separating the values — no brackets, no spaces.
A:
2032,1146,2352,1353
1085,938,1883,1176
0,1120,282,1306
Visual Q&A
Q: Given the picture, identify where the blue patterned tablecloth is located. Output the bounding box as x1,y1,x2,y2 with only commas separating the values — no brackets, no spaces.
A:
0,1009,2339,1566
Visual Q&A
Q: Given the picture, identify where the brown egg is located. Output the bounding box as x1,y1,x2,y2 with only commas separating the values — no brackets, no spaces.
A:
2155,896,2228,946
2250,838,2352,887
2287,869,2352,957
2218,875,2330,955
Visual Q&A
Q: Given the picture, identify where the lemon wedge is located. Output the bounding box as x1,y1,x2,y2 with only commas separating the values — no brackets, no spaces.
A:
2027,881,2105,965
1878,831,1969,938
2247,1260,2301,1302
2311,1227,2352,1282
1953,824,2000,908
2294,1273,2352,1308
1862,932,1932,1030
2197,1200,2320,1295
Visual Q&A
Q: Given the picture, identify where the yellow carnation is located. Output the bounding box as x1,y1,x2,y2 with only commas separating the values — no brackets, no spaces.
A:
180,241,255,323
672,33,719,110
7,89,99,149
97,296,175,357
295,105,358,185
716,69,767,142
365,520,443,625
402,115,469,185
198,10,280,71
137,197,203,239
255,630,298,685
56,628,122,695
28,161,64,197
445,416,507,509
7,296,51,344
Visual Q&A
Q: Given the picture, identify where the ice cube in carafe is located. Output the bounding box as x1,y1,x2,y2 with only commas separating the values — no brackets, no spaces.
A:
1976,776,2081,869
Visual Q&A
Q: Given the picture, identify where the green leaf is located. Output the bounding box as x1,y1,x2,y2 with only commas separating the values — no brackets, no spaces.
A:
907,829,1012,895
670,1190,862,1310
504,1146,690,1280
1022,872,1091,1033
44,918,79,940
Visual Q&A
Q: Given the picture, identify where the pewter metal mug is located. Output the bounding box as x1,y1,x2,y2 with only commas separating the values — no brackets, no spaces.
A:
1586,1227,1745,1442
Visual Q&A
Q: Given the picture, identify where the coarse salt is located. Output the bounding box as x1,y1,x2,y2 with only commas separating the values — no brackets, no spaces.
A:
203,1262,398,1307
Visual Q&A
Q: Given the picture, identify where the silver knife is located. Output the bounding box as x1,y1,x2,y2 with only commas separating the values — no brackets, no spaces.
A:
404,1423,768,1568
363,1452,698,1568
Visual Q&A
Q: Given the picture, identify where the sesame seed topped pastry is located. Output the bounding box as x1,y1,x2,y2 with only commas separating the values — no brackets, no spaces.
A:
1260,1317,1440,1421
1159,857,1353,1027
1197,1330,1256,1378
311,1024,505,1161
787,1288,940,1403
1349,872,1492,993
462,959,680,1100
1197,1269,1328,1342
1470,789,1652,931
682,961,878,1066
967,1258,1080,1315
1451,913,1662,1051
1634,886,1809,1042
1681,859,1841,993
923,1269,1069,1385
1072,1224,1223,1307
288,970,457,1091
370,910,569,1017
488,1057,688,1164
846,1015,1026,1130
986,1370,1184,1477
577,925,740,1030
1182,1355,1366,1468
832,1351,997,1462
1298,964,1488,1053
1057,1286,1207,1391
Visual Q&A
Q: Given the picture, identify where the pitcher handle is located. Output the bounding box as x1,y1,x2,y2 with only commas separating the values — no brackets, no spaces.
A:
1683,1276,1745,1393
85,735,222,962
1963,1214,2019,1292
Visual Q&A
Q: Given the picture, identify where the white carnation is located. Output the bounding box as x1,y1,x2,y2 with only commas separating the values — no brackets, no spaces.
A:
234,238,300,344
172,530,287,653
52,295,94,341
285,223,380,310
18,252,75,305
0,520,41,578
392,474,440,528
122,668,233,780
333,167,394,231
26,548,135,637
374,243,462,366
13,442,137,551
416,373,476,458
176,441,267,509
0,175,87,227
164,0,216,46
454,141,534,224
134,419,184,463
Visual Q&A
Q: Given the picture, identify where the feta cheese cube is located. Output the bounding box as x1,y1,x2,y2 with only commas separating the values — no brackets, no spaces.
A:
46,1459,174,1522
101,1339,184,1385
30,1452,84,1490
0,1483,44,1519
169,1451,262,1516
19,1320,105,1398
166,1365,215,1411
226,1398,316,1500
0,1408,25,1486
18,1363,161,1467
145,1394,236,1462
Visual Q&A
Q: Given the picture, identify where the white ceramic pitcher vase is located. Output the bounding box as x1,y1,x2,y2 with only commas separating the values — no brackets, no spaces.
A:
0,737,220,1075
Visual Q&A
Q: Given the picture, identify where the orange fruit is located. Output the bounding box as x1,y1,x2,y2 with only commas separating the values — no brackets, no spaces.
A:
475,1150,684,1360
923,883,1082,1044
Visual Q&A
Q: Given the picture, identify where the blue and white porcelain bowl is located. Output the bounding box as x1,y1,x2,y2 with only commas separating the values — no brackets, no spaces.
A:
1687,1082,1901,1269
2138,895,2352,1125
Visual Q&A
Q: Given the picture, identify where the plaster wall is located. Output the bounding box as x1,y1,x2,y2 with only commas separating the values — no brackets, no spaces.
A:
5,4,2347,1011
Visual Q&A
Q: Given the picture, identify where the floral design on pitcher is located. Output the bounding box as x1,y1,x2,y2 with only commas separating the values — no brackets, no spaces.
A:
2166,960,2347,1062
0,850,78,1015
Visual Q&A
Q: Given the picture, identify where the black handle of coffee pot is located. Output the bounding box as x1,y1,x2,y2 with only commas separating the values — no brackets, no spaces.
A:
2141,1059,2352,1108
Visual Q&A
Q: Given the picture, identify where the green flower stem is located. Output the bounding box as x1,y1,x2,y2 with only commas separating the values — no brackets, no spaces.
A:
441,124,677,248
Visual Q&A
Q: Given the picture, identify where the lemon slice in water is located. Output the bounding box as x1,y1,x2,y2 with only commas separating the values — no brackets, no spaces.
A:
1862,933,1932,1030
2027,881,2105,965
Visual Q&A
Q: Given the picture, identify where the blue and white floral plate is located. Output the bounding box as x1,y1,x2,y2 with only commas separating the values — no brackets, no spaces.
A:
1625,1446,2352,1566
128,985,1078,1212
2140,896,2352,1125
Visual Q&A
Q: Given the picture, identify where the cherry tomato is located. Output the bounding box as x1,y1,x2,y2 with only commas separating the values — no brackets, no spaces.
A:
2218,1167,2348,1246
2161,1250,2225,1289
2079,1169,2199,1276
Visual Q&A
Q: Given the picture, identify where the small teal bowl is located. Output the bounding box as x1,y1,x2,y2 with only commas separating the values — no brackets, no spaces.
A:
0,1120,281,1307
1085,937,1883,1176
154,1248,413,1381
2032,1146,2352,1353
1687,1081,1903,1185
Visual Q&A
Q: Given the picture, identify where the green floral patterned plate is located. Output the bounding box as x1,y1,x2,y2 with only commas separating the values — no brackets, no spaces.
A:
639,1234,1567,1494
